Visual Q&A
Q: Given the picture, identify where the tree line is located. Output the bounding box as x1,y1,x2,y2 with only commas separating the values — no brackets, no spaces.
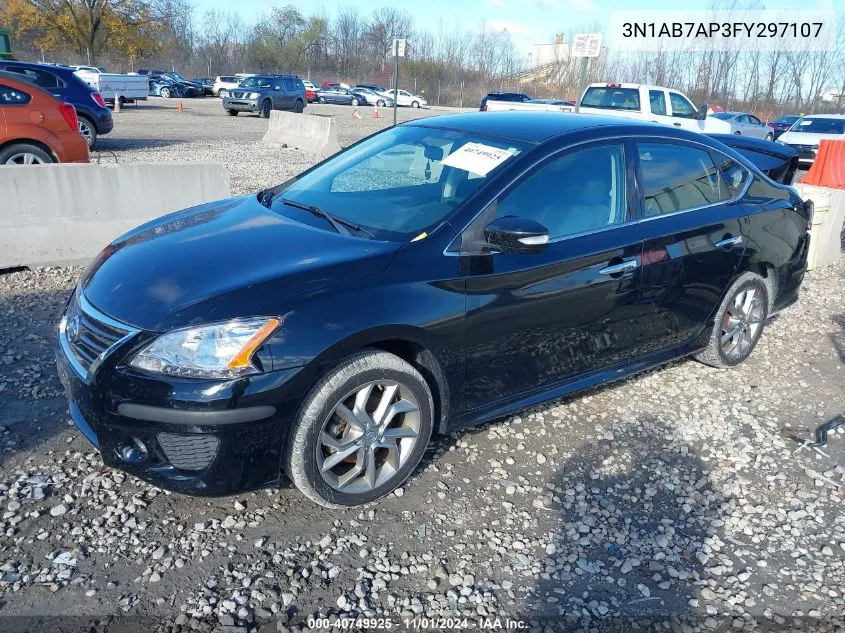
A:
2,0,843,114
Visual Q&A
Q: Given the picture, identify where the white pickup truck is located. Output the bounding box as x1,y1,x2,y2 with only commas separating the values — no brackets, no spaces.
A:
485,83,731,134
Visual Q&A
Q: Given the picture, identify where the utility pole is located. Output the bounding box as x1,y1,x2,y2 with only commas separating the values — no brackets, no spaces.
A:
392,38,405,126
574,57,588,113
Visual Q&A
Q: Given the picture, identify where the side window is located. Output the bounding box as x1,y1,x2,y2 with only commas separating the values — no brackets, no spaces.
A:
638,143,722,216
714,157,750,199
0,85,32,105
494,144,627,240
283,78,295,92
649,90,667,116
749,115,762,125
669,92,696,119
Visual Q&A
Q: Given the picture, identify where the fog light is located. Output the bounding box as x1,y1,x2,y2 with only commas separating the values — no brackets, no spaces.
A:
115,438,147,464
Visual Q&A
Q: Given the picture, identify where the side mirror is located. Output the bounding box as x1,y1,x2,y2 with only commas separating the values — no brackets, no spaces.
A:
484,216,549,254
696,104,708,120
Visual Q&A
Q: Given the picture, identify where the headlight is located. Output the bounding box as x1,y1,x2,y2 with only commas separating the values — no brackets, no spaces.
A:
247,92,260,99
129,317,280,379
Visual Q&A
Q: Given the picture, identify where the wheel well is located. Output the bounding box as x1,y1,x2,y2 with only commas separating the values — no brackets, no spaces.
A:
749,263,778,311
0,139,57,162
367,339,449,433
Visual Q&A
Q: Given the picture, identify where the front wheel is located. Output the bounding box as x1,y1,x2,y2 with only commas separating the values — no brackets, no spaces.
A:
734,130,741,135
259,100,272,118
411,101,420,108
160,87,171,99
377,99,385,107
284,350,434,508
318,96,325,104
696,272,768,368
227,109,238,116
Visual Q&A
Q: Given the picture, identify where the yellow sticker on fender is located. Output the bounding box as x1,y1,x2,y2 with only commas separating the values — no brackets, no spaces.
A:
441,142,513,176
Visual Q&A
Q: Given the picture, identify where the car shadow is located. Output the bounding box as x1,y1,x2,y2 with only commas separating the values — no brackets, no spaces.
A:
93,137,185,152
832,314,845,363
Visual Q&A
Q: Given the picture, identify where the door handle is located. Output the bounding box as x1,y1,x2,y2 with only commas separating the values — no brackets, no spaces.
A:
598,259,639,275
715,235,743,249
673,122,682,127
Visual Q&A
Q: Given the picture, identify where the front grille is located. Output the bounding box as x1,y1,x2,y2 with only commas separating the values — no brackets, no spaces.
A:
230,90,244,99
157,433,219,471
62,293,134,377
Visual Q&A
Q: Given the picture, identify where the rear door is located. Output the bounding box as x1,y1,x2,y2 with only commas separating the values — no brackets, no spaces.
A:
462,141,648,410
282,78,297,109
635,140,748,353
0,82,34,139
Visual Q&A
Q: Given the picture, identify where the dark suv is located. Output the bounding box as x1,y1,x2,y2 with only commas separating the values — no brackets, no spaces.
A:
0,60,113,148
222,74,306,117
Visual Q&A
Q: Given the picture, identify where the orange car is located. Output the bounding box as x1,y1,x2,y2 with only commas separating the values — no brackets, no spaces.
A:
0,71,89,165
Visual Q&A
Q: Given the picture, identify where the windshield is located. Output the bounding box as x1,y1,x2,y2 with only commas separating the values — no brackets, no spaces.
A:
272,125,528,241
168,72,186,82
239,77,271,88
790,117,845,134
713,112,734,120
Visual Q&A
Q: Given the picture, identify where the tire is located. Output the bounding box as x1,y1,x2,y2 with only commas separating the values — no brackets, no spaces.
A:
117,96,126,107
258,100,272,118
377,99,385,107
318,96,325,104
765,133,773,141
227,109,238,116
734,130,741,135
77,116,97,149
695,272,769,368
411,100,420,108
284,350,434,508
0,143,54,165
294,99,304,113
160,87,171,99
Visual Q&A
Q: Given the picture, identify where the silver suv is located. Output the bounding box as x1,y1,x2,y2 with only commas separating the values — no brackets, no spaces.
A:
222,74,306,118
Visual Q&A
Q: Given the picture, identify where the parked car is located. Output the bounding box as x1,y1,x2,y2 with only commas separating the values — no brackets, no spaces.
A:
391,88,426,108
321,81,350,90
148,76,188,99
0,60,113,149
0,71,89,164
711,112,775,140
56,112,811,505
193,77,215,96
769,115,801,139
212,75,240,97
708,133,799,184
316,86,362,105
222,74,306,117
350,87,394,107
480,91,531,111
776,114,845,165
302,79,318,102
159,72,203,97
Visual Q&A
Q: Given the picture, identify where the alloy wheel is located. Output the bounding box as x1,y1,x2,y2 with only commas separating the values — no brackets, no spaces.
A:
317,380,421,493
720,287,763,361
4,152,46,165
78,120,92,145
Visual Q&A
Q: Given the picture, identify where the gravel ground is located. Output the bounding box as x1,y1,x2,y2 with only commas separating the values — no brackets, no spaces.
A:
0,98,843,632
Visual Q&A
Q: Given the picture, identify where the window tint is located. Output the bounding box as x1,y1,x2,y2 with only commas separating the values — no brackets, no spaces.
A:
495,144,627,240
582,86,640,111
5,67,63,88
669,92,696,118
638,143,721,215
0,84,31,105
283,78,295,91
649,90,666,116
714,157,750,198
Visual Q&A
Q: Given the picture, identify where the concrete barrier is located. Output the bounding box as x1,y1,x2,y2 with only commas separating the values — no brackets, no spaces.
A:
262,111,341,156
0,163,231,268
794,183,845,270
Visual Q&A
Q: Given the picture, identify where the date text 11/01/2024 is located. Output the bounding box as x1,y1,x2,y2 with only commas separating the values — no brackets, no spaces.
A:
306,617,528,629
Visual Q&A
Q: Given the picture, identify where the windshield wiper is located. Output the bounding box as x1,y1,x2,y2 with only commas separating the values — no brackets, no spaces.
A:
280,198,374,238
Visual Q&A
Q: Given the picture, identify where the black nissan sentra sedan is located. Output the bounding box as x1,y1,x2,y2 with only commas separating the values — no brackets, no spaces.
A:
57,112,811,507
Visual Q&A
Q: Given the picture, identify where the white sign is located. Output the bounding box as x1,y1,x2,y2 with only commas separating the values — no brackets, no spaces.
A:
441,142,513,177
393,38,406,57
572,33,603,57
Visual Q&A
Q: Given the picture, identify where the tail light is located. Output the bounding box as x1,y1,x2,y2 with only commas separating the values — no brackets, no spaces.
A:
804,199,814,231
91,92,106,107
58,103,79,131
606,83,621,87
481,103,487,111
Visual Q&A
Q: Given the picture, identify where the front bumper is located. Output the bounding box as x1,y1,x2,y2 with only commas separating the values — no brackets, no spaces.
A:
222,97,260,112
55,304,306,496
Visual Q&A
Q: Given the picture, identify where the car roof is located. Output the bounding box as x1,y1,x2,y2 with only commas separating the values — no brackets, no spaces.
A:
407,111,667,143
0,70,54,98
796,114,845,119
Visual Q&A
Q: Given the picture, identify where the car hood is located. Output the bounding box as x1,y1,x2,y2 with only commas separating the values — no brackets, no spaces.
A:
777,131,844,146
81,196,400,332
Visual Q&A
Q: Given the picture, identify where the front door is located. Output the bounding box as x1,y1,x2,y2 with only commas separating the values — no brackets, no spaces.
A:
461,142,649,410
634,140,748,352
668,91,706,133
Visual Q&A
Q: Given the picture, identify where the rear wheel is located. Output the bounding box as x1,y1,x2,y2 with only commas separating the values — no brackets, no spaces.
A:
294,99,304,113
259,100,272,118
77,116,97,149
318,96,326,104
284,350,434,507
0,143,54,165
696,272,768,368
351,97,360,106
227,109,238,116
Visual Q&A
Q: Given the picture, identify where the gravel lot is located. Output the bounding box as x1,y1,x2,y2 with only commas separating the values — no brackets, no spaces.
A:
0,97,843,632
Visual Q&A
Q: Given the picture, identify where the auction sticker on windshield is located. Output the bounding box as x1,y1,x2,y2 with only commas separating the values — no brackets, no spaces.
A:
441,142,513,176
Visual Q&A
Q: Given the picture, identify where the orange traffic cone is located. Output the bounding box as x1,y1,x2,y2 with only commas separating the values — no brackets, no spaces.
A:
114,95,121,113
177,100,184,112
372,104,380,118
352,109,362,120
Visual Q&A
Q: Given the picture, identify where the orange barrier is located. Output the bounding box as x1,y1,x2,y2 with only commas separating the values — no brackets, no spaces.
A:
801,139,845,189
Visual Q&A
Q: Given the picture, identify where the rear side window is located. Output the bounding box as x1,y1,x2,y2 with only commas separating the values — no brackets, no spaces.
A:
5,67,63,89
582,87,640,111
649,90,666,115
283,78,295,91
495,144,628,239
0,84,31,105
669,92,696,118
638,143,721,216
